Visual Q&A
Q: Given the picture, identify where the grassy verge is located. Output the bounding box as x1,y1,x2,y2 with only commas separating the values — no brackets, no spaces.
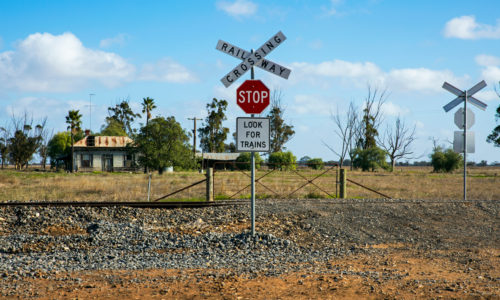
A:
0,166,498,202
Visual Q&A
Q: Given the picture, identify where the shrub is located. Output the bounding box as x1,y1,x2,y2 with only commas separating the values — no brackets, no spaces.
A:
268,151,297,171
306,158,324,170
430,146,462,172
236,152,262,170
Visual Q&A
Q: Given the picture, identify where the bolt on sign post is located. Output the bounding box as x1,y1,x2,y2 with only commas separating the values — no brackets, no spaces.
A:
216,31,290,236
442,80,487,201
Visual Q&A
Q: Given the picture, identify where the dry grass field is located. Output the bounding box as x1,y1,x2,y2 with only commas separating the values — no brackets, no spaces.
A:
0,166,498,202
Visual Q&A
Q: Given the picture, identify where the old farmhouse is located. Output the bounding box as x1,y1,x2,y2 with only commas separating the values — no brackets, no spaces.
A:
72,135,138,172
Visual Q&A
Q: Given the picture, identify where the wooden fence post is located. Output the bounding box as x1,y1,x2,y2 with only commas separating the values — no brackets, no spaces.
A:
206,168,214,202
339,168,346,199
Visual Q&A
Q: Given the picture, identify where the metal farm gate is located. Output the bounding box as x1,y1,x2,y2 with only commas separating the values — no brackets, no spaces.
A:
213,162,339,200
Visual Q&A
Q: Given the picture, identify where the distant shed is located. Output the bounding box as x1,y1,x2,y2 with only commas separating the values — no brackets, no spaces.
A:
196,152,240,169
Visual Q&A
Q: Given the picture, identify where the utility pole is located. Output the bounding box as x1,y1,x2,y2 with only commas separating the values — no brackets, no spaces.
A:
188,117,202,157
88,93,95,133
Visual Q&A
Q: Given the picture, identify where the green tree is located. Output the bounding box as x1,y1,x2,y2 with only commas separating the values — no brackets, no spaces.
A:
430,146,462,173
267,90,295,153
486,104,500,147
133,116,193,173
268,151,297,171
352,146,388,171
236,152,262,170
7,114,45,170
105,98,141,136
199,98,229,153
306,158,324,170
8,127,41,169
66,110,82,172
47,132,72,168
100,119,127,136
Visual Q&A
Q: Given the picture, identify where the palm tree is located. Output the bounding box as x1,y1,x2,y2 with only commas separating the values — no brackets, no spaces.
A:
141,97,157,128
141,97,156,173
66,110,82,172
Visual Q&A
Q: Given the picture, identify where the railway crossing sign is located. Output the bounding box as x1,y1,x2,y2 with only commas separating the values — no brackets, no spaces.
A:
442,80,487,201
216,40,291,81
236,80,270,114
216,31,288,87
442,81,487,112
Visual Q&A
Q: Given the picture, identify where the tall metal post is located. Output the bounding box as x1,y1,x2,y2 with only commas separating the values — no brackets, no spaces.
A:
89,93,95,133
188,117,202,158
463,90,467,201
250,52,256,236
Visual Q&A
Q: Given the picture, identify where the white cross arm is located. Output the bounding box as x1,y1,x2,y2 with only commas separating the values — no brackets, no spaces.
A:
443,96,462,112
442,82,463,97
443,95,487,112
467,80,487,96
220,31,287,88
216,40,291,80
467,96,487,111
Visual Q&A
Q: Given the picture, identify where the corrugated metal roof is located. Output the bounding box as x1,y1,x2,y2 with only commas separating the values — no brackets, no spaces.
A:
74,136,134,148
195,153,240,160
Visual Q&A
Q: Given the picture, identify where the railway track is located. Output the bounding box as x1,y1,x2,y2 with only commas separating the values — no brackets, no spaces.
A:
0,200,250,209
0,198,496,209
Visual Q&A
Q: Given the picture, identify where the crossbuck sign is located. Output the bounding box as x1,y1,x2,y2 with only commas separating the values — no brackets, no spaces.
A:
216,31,289,87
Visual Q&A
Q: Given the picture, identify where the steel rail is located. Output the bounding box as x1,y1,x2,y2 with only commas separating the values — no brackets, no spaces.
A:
0,200,249,209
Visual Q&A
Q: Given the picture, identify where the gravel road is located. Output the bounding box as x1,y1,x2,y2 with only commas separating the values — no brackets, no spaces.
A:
0,198,498,298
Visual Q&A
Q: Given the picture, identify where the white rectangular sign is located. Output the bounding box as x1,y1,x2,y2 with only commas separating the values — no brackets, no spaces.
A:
216,40,291,80
453,131,475,153
236,117,270,152
221,31,286,87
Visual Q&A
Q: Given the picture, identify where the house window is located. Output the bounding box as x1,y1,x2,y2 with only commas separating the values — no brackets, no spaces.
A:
124,154,135,167
81,154,93,167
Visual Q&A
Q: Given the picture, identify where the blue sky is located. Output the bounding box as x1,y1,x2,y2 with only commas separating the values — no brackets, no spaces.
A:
1,0,499,163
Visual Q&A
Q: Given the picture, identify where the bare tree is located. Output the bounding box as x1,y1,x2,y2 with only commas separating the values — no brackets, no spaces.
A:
37,118,52,170
0,125,10,169
379,116,416,171
324,101,359,168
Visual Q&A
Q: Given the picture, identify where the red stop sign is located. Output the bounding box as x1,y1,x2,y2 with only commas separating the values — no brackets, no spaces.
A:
236,80,270,114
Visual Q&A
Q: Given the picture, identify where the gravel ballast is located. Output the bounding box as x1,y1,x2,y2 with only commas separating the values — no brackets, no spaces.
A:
0,198,498,296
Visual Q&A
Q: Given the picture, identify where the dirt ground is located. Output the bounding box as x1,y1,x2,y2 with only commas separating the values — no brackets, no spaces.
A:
6,246,499,299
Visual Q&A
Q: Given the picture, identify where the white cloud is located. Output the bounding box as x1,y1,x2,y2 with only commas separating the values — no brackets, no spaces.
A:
475,90,499,102
475,54,500,67
289,59,464,93
386,68,462,92
0,32,198,93
138,58,198,83
291,94,332,116
216,0,257,18
0,32,135,92
481,66,500,84
381,101,409,117
444,15,500,40
100,33,129,48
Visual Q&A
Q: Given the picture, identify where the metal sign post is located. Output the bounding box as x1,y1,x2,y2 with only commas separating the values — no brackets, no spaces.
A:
442,80,487,201
217,32,290,236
